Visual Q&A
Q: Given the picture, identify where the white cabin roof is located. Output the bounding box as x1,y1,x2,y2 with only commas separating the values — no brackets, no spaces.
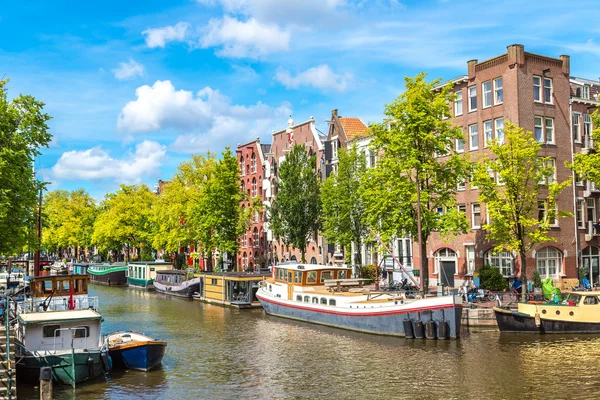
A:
274,263,350,272
18,309,102,325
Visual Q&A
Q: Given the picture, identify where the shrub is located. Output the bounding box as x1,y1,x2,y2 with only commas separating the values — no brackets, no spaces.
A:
478,264,508,291
360,264,377,281
532,269,542,289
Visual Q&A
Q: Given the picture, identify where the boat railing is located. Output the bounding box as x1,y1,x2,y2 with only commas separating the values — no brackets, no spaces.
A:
17,296,99,314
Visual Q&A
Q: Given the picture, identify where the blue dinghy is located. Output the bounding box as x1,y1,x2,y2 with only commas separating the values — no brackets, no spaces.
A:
107,331,167,371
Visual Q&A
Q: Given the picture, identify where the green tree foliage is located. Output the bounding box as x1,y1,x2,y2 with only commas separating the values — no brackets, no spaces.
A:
321,144,367,265
362,73,470,291
473,122,570,301
269,144,321,263
43,189,96,257
532,269,542,289
572,111,600,187
478,264,508,291
0,79,52,255
92,184,155,261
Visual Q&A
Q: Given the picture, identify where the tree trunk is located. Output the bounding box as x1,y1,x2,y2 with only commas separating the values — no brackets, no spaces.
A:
301,247,306,263
520,249,528,303
421,240,428,294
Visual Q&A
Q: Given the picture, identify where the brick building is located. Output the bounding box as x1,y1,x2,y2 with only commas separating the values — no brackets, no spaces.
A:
425,44,600,289
236,138,270,271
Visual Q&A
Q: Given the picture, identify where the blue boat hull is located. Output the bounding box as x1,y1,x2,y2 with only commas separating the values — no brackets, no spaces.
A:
109,342,166,371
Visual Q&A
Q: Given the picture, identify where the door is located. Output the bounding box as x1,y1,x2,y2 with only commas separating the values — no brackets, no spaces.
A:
287,271,294,300
440,261,456,287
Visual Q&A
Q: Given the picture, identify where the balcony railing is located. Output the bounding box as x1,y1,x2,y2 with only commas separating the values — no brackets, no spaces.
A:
17,296,99,314
583,134,595,152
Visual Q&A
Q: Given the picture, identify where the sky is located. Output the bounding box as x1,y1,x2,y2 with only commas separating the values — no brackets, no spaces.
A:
2,0,600,200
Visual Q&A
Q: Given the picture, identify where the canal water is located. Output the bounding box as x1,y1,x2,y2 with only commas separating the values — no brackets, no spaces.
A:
18,284,600,399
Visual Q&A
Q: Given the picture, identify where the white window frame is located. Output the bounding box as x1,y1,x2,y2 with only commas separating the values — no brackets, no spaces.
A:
536,247,562,278
483,120,493,147
573,113,581,142
587,198,596,227
482,81,492,108
545,117,554,144
485,250,514,277
495,118,505,145
534,116,544,143
468,86,477,112
457,177,466,191
582,85,590,100
332,137,338,160
577,198,585,229
456,138,464,153
469,124,478,151
533,76,542,102
465,245,475,275
471,203,481,229
544,77,553,104
455,91,463,116
493,77,503,105
584,114,592,146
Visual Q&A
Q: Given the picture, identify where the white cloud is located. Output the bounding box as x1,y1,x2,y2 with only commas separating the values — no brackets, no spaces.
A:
199,16,290,58
50,141,166,183
275,65,353,92
117,80,291,153
142,22,190,48
112,59,145,80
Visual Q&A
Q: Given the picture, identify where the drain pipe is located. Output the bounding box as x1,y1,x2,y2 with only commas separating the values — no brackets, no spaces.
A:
569,97,581,282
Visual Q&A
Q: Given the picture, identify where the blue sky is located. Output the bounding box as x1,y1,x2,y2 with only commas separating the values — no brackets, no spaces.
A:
2,0,600,200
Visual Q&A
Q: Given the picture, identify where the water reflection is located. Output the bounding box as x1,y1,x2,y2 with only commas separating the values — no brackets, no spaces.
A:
17,286,600,399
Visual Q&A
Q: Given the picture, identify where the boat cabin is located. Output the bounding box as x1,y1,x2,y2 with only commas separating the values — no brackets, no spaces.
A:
272,264,352,286
21,275,98,313
71,262,90,275
199,271,271,308
127,261,173,288
155,270,189,286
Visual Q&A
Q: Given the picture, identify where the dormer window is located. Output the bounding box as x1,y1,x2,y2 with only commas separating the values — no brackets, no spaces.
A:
582,86,590,100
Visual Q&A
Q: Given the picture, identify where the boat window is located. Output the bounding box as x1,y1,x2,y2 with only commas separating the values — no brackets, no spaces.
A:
304,296,310,302
320,298,327,305
294,271,302,284
584,296,600,305
312,297,319,304
564,293,582,306
320,271,332,283
296,295,302,301
43,325,61,338
307,271,317,284
150,267,155,272
269,285,272,292
74,326,90,338
338,270,347,279
44,281,53,294
211,279,218,286
329,299,336,306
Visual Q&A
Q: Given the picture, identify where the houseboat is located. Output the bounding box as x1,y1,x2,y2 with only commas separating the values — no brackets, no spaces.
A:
256,263,463,339
494,291,600,333
15,275,110,387
88,263,128,286
197,270,270,308
127,261,172,290
153,270,201,298
71,262,90,275
107,331,167,371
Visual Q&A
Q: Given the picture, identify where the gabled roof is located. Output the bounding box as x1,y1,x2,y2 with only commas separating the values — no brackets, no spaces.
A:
339,117,369,140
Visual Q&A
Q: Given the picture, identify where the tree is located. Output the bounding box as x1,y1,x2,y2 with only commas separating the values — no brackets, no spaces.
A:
269,144,321,263
92,184,155,261
321,144,368,266
572,110,600,187
152,177,195,254
473,122,570,301
362,73,470,291
0,79,52,255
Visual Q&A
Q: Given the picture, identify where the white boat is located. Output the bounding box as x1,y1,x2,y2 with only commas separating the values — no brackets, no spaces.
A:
256,263,463,339
0,271,26,291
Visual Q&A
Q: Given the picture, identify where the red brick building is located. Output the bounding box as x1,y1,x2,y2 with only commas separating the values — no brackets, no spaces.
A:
425,44,600,289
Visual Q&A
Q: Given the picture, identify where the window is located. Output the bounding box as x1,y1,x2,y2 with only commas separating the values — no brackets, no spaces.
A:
251,178,257,197
545,118,554,144
582,86,590,100
482,81,492,108
251,153,257,173
465,245,475,275
573,113,581,142
547,158,556,184
397,238,412,267
369,151,376,168
577,199,585,229
536,247,562,278
469,124,478,150
253,228,259,248
533,76,542,102
538,200,557,225
495,118,505,144
457,177,466,191
485,250,514,277
332,139,338,160
307,271,317,284
434,248,457,274
458,204,466,214
329,299,336,306
587,198,596,227
320,298,327,305
544,78,553,104
535,117,543,143
493,77,503,105
468,86,477,112
74,326,90,338
584,114,592,144
483,120,493,147
312,297,319,304
304,296,310,302
456,138,464,153
581,247,599,285
320,271,332,282
43,325,61,338
471,203,481,229
296,295,302,301
294,271,302,283
455,91,463,116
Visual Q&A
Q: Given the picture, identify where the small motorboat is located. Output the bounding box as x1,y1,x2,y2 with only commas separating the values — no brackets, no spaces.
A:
107,331,167,371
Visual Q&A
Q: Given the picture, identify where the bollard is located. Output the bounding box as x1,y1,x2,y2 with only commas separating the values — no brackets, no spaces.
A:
40,366,52,400
437,321,450,339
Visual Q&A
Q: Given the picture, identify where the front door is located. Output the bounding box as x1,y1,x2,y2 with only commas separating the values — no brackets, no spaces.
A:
440,261,456,288
287,271,294,300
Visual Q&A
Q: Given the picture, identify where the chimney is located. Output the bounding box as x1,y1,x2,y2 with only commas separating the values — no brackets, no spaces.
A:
560,55,570,76
507,44,525,66
332,109,338,118
467,59,478,79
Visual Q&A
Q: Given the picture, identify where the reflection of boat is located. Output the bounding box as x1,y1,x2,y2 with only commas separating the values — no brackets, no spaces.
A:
107,331,167,371
15,275,110,387
256,263,462,338
153,270,201,298
494,291,600,333
88,263,128,286
127,261,173,290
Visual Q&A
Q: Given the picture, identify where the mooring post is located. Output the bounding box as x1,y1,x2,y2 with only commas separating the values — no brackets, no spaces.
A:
40,366,52,400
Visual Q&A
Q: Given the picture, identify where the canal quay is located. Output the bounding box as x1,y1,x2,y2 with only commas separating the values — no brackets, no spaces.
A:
13,284,600,400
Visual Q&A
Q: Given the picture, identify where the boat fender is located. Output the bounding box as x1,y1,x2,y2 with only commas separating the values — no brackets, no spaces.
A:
101,351,111,372
403,319,414,339
413,320,425,339
437,321,450,340
87,355,95,378
425,321,437,340
535,312,541,328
